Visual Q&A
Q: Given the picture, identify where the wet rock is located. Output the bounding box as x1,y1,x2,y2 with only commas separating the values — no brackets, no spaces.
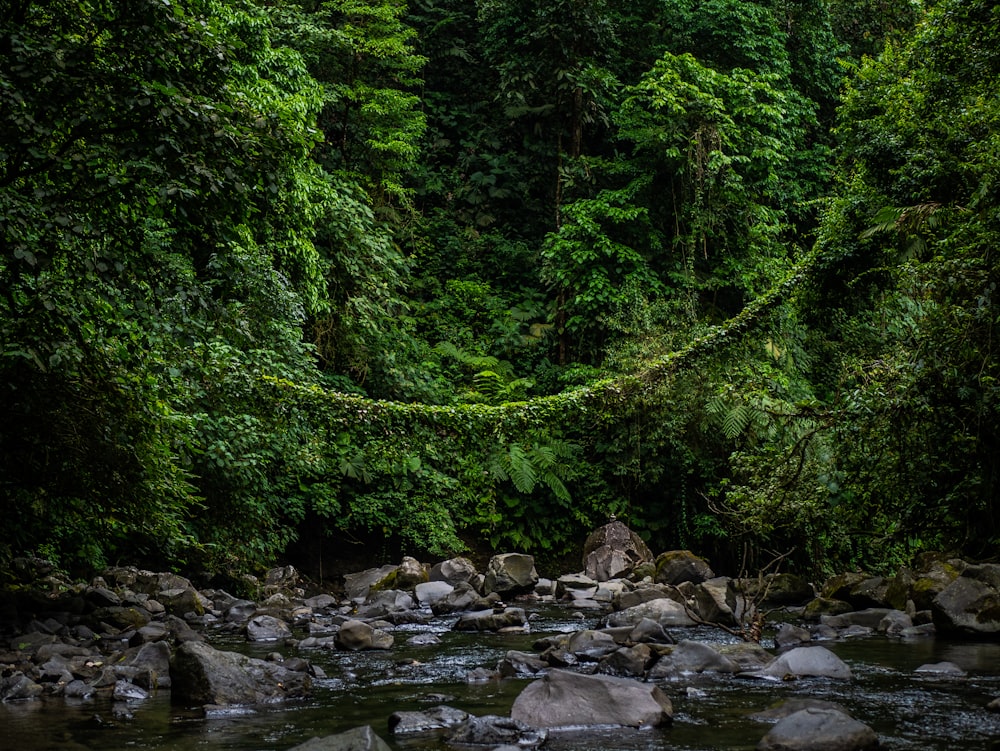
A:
597,644,654,677
1,672,43,701
446,715,547,748
606,597,697,628
756,708,878,751
758,646,852,680
85,586,121,608
414,581,453,608
987,697,1000,712
344,566,398,603
303,594,338,611
734,574,815,607
406,633,442,647
566,629,619,661
749,697,851,722
878,610,913,635
335,620,393,650
226,600,258,623
63,679,95,699
628,617,673,644
428,557,479,587
498,650,548,677
654,550,715,586
582,521,654,582
454,607,528,632
158,587,209,617
388,705,470,735
820,608,894,631
692,577,737,625
113,679,149,702
804,597,854,620
288,725,392,751
247,615,293,642
431,581,491,615
613,583,683,611
483,554,538,597
915,660,967,677
647,639,739,679
394,556,428,590
911,559,963,609
510,669,673,728
718,642,774,672
932,564,1000,636
465,667,499,683
774,623,812,649
124,640,172,688
265,565,300,590
556,573,599,599
171,640,311,706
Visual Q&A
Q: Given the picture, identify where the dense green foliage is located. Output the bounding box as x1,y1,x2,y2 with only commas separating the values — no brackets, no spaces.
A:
2,0,996,577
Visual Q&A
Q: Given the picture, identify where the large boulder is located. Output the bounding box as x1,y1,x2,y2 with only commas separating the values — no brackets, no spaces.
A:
428,557,479,586
756,708,878,751
343,565,398,603
510,669,672,728
483,554,538,596
288,726,392,751
647,639,740,679
654,550,715,586
582,521,654,582
454,607,528,632
446,715,547,748
335,620,394,650
388,705,470,736
171,640,311,707
430,581,490,615
246,615,293,642
759,646,852,681
931,563,1000,636
606,597,697,628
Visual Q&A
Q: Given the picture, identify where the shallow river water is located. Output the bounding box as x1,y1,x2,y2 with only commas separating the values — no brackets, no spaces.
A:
3,605,1000,750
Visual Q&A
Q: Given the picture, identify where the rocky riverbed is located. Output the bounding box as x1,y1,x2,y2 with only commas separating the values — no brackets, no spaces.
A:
3,523,1000,750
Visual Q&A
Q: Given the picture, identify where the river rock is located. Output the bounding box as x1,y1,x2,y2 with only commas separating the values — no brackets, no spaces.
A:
597,644,654,677
756,707,878,751
931,563,1000,635
454,607,528,632
804,597,854,620
484,554,538,596
415,581,454,608
628,617,673,644
113,679,149,702
335,620,393,650
614,583,684,611
429,557,479,586
344,566,397,603
606,597,697,628
357,589,414,618
820,608,894,631
171,640,311,706
582,521,654,581
750,698,851,722
654,550,715,585
735,573,815,607
247,615,293,642
447,715,547,748
647,639,739,679
692,577,737,625
911,558,964,609
431,581,490,615
759,646,852,680
915,660,967,677
510,669,673,728
388,705,470,735
1,671,43,701
774,623,812,649
566,629,619,660
124,640,172,687
499,650,548,677
288,726,392,751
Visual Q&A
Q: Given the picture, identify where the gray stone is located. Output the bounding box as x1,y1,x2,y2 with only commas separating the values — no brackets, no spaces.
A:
510,669,673,728
750,698,851,723
759,646,852,680
654,550,715,585
335,620,393,650
288,726,392,751
756,708,878,751
414,581,454,607
597,644,654,677
0,672,43,701
613,583,684,610
454,607,528,632
932,567,1000,635
647,639,739,679
693,577,737,625
774,623,812,649
428,557,479,587
447,715,547,748
171,640,311,706
820,608,894,630
915,660,966,677
498,650,548,677
582,521,654,582
431,581,490,615
344,565,398,603
247,615,292,642
566,629,619,661
388,705,470,735
484,554,538,596
358,589,414,618
606,597,697,628
113,679,149,702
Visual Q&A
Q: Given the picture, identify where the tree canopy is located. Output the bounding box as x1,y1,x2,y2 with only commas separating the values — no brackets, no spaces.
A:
2,0,996,577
